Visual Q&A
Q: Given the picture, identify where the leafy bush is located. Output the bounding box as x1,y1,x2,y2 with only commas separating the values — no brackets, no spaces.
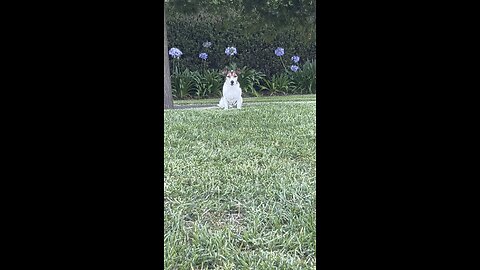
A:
170,61,316,99
192,69,224,98
237,66,266,97
171,68,197,99
291,59,316,94
261,73,293,96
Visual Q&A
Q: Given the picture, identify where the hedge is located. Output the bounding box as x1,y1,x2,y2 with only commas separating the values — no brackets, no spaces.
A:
166,10,316,77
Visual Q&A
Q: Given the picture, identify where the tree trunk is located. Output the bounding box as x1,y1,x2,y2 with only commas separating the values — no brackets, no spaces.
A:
164,8,174,109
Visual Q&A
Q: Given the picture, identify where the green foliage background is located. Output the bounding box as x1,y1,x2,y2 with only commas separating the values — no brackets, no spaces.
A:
166,9,316,77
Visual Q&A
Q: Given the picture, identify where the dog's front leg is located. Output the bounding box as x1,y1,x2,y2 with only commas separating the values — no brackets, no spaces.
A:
237,97,243,109
219,97,228,110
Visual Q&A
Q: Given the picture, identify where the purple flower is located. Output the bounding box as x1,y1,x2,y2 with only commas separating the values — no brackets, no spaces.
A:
203,41,212,48
290,65,300,72
291,55,300,63
275,47,285,57
199,53,208,60
225,46,237,56
168,47,183,59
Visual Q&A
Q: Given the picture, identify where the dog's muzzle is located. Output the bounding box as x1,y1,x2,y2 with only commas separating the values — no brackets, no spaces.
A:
230,81,234,85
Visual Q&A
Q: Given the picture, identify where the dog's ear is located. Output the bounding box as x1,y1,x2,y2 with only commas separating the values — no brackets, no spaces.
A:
235,68,241,75
221,68,228,76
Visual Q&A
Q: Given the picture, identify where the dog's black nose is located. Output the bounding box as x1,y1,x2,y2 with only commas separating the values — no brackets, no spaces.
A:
230,81,234,85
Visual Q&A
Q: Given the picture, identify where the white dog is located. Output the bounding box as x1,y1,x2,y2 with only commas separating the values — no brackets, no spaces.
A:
218,68,243,110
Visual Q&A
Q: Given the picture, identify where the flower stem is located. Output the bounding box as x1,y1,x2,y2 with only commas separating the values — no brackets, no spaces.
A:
176,59,181,73
279,57,288,73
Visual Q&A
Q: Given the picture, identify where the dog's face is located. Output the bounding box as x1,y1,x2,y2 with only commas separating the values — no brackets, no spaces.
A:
223,69,241,86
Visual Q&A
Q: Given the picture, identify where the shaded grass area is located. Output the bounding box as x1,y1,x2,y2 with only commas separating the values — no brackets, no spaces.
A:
164,102,316,269
173,94,316,105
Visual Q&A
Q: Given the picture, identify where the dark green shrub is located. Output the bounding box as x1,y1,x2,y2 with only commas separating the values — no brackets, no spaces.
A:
166,10,316,77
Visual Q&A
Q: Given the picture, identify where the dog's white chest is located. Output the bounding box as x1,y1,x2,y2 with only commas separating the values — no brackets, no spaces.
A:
223,83,242,101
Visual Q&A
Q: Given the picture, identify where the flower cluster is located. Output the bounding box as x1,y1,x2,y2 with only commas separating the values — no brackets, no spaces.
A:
275,47,285,57
168,47,183,59
225,46,237,56
274,47,301,72
199,53,208,60
170,43,302,73
290,55,301,72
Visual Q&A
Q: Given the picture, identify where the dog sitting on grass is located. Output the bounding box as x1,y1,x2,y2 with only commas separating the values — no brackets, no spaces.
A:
218,68,243,110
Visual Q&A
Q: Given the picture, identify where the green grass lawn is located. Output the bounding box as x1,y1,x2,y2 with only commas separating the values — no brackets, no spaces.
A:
173,94,316,105
164,100,316,269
